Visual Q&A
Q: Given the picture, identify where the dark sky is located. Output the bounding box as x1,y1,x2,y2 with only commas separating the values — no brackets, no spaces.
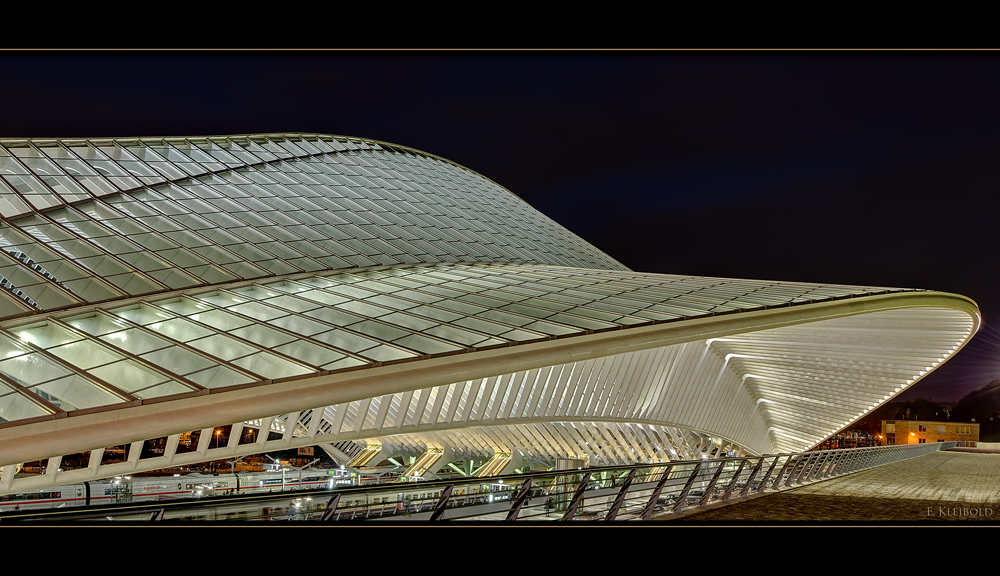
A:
4,50,1000,403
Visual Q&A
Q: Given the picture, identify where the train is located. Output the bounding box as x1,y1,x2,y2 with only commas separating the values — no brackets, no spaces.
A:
0,467,353,512
0,466,526,521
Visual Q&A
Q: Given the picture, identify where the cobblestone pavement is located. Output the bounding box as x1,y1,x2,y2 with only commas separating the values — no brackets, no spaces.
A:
661,451,1000,523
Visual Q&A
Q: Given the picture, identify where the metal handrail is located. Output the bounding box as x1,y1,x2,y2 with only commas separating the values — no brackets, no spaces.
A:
6,441,954,522
352,442,955,521
312,441,954,521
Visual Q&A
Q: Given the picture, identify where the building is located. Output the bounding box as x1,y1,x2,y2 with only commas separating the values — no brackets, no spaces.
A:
881,420,979,445
0,133,981,495
814,430,880,450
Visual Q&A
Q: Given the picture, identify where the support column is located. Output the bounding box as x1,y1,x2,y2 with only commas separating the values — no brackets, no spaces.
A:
89,449,105,474
196,428,214,456
46,455,62,483
256,417,274,449
0,464,16,491
164,434,180,464
282,412,300,444
128,441,143,468
228,423,244,450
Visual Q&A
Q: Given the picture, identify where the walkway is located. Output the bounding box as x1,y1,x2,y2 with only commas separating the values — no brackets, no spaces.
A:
663,450,1000,522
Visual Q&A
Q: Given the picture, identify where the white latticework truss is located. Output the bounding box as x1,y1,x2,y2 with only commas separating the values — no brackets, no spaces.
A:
0,133,980,494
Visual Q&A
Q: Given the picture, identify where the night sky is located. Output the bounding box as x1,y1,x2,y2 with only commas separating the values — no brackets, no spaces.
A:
4,50,1000,404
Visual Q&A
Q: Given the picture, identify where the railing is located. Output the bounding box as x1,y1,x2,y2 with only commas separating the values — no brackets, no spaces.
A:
299,441,955,522
3,442,954,522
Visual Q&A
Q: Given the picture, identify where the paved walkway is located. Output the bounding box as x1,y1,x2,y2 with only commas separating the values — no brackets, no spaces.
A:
661,450,1000,522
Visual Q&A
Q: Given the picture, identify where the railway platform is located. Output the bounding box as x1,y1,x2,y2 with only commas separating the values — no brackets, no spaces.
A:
667,450,1000,522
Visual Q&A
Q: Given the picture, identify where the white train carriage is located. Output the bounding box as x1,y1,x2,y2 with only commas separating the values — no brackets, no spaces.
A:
0,468,349,513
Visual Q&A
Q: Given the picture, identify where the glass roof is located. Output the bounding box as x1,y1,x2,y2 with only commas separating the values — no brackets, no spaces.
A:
0,133,624,319
0,133,922,427
0,261,917,424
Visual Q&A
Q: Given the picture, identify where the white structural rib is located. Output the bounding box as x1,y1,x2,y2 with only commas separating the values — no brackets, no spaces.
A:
0,133,982,495
0,290,978,494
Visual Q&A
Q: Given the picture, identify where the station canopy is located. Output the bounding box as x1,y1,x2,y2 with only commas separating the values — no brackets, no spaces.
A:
0,133,979,481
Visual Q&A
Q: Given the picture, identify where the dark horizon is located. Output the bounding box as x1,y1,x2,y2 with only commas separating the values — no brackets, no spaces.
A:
4,50,999,404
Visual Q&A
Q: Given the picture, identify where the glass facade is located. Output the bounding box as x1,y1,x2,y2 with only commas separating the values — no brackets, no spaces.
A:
0,133,623,321
0,132,970,472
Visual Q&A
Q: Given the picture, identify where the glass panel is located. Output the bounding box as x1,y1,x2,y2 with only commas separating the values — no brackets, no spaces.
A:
29,374,126,411
189,334,258,361
0,352,73,385
0,390,52,422
131,380,194,400
392,334,461,355
185,365,256,388
185,309,253,332
89,360,174,394
229,325,297,349
426,324,502,347
230,353,312,380
107,303,174,326
227,301,287,322
140,347,216,378
143,318,215,343
10,321,81,349
309,329,381,354
100,328,172,355
359,345,414,363
272,339,351,368
47,340,124,370
267,314,331,337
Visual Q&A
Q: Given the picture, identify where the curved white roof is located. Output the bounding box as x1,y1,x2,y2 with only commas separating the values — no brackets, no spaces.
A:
0,134,980,491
